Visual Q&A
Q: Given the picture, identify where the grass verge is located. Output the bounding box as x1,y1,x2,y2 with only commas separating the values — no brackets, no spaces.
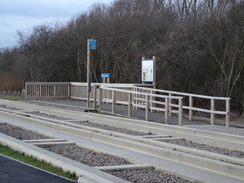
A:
0,144,78,181
0,95,22,101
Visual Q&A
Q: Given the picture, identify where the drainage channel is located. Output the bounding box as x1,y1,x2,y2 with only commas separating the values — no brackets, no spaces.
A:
16,110,244,163
1,104,244,182
0,122,197,183
1,108,244,166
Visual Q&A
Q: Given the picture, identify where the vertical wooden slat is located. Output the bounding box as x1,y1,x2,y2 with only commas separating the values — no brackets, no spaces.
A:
112,90,115,114
211,99,215,125
98,87,102,110
145,95,149,121
226,99,230,127
189,96,193,120
179,98,183,126
93,86,97,110
169,93,172,117
128,93,132,117
165,98,169,124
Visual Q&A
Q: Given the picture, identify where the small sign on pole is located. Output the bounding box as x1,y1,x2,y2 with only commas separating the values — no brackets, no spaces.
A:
90,39,96,50
101,73,110,78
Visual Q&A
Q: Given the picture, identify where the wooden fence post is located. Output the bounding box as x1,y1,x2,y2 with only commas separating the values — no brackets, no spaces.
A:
211,99,215,125
128,93,132,117
179,98,183,126
189,96,193,120
226,99,230,127
145,95,149,121
98,87,102,111
165,98,169,124
169,93,172,117
93,85,97,110
112,90,115,114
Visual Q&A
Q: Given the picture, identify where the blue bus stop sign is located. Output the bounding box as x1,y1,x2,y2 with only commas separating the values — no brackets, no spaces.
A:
101,73,110,78
90,39,96,50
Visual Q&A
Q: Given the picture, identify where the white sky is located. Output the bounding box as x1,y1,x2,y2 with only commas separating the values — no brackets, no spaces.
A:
0,0,114,48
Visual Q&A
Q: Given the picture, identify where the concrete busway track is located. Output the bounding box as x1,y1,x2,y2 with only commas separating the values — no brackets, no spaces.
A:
0,100,244,183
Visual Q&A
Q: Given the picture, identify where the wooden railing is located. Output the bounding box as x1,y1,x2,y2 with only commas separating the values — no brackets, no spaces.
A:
134,87,231,127
69,82,139,102
25,82,231,126
93,85,183,125
25,82,70,100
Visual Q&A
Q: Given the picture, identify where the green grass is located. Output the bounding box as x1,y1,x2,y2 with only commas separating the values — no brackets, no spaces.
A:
0,144,78,181
0,95,22,101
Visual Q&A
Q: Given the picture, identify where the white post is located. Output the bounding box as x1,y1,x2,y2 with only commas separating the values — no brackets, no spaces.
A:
179,98,183,126
226,99,230,127
39,85,42,99
211,98,215,125
53,84,56,98
93,85,97,110
128,93,132,117
68,84,70,99
189,96,193,120
165,98,169,124
112,90,115,114
98,87,102,111
169,93,172,117
145,95,149,121
150,90,153,112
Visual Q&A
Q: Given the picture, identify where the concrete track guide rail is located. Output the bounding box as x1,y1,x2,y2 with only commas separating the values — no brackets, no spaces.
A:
0,100,244,183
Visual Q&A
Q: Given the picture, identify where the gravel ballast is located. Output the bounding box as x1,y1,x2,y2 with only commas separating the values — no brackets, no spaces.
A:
39,144,132,167
69,120,151,136
0,123,50,140
27,111,151,136
0,105,22,111
27,111,71,121
104,167,197,183
161,139,244,158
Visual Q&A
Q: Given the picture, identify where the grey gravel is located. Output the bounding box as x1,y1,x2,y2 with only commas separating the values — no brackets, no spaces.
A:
186,125,244,136
0,123,50,140
104,167,197,183
0,123,197,182
27,111,71,121
70,120,151,136
26,111,151,136
0,105,22,111
161,139,244,158
39,144,132,167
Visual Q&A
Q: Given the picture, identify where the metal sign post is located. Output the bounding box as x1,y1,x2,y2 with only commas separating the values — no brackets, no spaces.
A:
87,39,97,108
87,39,91,107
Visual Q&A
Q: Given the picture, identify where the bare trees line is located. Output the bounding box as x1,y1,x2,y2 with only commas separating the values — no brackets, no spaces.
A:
0,0,243,114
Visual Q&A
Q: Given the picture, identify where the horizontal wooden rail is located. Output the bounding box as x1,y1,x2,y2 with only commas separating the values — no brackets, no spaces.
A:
25,82,70,100
96,86,183,125
25,82,231,127
134,86,230,127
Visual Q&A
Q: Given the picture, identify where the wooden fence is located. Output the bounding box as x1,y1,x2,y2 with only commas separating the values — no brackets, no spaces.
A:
94,86,183,125
134,87,230,127
25,82,70,100
25,82,231,126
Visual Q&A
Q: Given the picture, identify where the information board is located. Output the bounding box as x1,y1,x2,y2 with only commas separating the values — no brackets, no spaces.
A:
142,59,154,82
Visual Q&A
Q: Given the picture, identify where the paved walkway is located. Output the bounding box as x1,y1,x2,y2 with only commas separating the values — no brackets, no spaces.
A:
25,99,244,136
0,154,76,183
26,99,206,126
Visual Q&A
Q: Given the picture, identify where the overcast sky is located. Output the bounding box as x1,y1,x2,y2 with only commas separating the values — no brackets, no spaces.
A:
0,0,114,49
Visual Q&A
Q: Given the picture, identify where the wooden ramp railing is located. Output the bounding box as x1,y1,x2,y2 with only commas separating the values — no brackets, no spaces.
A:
134,87,230,127
25,82,231,126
